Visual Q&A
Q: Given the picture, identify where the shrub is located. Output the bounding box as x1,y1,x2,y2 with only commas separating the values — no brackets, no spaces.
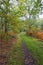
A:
26,30,43,40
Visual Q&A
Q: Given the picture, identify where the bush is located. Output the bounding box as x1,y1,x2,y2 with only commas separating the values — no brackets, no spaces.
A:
26,30,33,36
26,30,43,40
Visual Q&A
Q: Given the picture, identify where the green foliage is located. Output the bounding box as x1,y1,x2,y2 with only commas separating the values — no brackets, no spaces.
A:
0,0,42,35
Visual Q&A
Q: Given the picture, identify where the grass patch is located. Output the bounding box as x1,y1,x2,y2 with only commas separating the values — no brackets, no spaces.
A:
21,33,43,65
6,36,25,65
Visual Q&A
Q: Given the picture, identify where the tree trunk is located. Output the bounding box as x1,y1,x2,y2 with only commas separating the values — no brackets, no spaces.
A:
5,20,8,33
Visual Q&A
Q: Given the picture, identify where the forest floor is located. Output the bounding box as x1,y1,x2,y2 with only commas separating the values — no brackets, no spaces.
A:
0,37,17,65
0,32,43,65
22,40,35,65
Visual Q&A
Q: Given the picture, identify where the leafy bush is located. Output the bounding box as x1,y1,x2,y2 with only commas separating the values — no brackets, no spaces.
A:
26,30,43,40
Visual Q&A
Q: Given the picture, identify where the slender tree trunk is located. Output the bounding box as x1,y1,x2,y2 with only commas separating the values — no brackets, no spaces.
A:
5,20,7,33
4,12,8,33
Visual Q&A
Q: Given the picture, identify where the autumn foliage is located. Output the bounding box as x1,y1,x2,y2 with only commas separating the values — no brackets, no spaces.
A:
26,30,43,40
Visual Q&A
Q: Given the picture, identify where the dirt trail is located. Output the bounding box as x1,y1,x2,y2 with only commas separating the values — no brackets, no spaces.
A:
22,40,35,65
0,38,17,65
